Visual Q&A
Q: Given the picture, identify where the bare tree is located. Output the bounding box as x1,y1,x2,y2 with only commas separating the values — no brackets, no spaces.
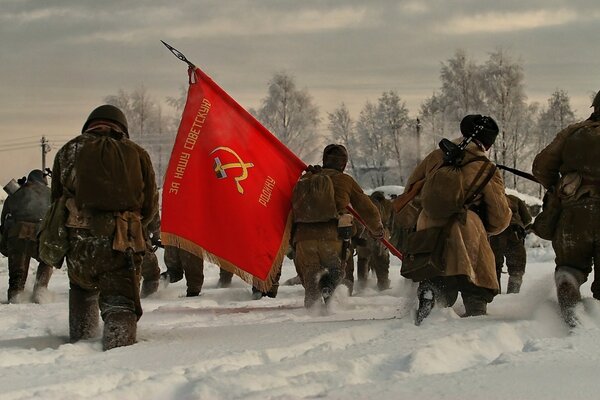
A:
439,49,485,125
355,101,391,187
480,49,528,187
327,103,359,178
376,91,411,183
254,72,321,162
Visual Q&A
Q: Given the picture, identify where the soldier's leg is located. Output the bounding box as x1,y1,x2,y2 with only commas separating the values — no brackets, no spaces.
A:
318,240,344,303
458,276,495,317
180,251,204,297
140,251,161,298
7,247,30,303
98,252,142,351
373,251,391,291
341,247,355,296
163,246,184,284
294,240,323,308
356,246,370,291
553,205,595,326
490,234,506,294
506,234,527,294
218,268,234,288
68,283,100,342
32,262,54,303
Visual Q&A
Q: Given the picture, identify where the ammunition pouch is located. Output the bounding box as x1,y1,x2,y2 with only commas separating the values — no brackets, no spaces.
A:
401,221,453,282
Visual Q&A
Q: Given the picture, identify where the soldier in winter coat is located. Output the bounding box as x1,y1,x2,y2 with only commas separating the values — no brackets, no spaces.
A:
355,191,394,291
532,90,600,326
407,115,511,324
292,144,384,309
0,169,54,303
51,105,158,350
490,193,532,294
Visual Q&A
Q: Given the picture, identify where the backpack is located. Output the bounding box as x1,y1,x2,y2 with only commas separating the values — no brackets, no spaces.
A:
75,133,144,211
291,171,338,223
420,156,495,220
562,121,600,177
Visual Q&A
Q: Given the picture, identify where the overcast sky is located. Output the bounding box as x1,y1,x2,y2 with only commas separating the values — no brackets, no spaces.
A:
1,0,599,186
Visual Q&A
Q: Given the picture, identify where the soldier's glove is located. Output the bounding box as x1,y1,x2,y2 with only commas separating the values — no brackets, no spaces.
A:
305,165,322,174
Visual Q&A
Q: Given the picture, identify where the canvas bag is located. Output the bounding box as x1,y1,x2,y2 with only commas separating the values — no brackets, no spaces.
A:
402,161,497,282
532,190,561,240
75,133,144,212
420,156,489,220
291,171,338,223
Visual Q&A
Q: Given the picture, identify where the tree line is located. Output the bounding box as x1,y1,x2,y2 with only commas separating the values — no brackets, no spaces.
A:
105,48,582,198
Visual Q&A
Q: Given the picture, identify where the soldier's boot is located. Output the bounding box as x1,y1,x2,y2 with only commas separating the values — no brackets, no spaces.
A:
186,289,201,297
415,284,435,326
32,263,53,304
506,275,523,294
69,287,100,343
319,267,342,305
217,269,233,288
377,278,391,291
462,296,487,317
140,279,159,298
7,288,24,304
341,279,354,296
102,311,137,351
555,270,582,328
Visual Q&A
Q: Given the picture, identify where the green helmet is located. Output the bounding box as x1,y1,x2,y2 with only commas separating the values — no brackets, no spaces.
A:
82,104,128,134
592,91,600,109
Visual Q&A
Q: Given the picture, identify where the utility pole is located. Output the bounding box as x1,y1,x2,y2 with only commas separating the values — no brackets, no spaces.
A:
41,136,51,171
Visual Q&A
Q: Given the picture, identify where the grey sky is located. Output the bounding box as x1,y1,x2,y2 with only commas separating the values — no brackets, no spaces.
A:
1,0,599,185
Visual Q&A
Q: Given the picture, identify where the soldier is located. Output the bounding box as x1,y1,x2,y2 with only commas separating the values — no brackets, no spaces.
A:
140,213,161,298
356,191,394,292
162,245,205,297
291,144,384,309
406,115,511,324
532,90,600,327
51,104,158,350
0,169,54,303
490,193,532,294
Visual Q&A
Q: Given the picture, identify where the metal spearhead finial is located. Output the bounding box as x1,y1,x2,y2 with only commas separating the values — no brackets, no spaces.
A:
161,40,196,69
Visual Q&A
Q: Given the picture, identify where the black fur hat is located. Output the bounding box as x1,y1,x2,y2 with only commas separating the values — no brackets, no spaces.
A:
460,114,499,149
322,144,348,172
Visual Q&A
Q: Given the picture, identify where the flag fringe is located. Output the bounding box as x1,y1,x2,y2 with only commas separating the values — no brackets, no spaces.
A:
161,214,293,293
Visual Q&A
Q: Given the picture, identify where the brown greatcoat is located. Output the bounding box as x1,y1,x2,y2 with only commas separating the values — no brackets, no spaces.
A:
406,140,511,291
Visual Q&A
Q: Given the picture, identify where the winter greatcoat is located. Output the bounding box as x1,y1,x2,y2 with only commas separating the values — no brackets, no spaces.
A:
406,140,511,291
532,113,600,298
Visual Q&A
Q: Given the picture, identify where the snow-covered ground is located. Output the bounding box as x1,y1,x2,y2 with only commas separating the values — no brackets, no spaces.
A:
1,238,600,400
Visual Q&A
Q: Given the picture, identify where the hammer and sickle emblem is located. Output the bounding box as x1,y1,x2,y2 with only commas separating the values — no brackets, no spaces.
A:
210,146,254,194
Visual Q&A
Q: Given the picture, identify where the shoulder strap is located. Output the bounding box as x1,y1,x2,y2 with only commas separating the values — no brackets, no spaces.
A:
464,162,497,206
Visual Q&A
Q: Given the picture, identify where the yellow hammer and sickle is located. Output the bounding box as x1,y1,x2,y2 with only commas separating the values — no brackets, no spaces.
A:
210,146,254,194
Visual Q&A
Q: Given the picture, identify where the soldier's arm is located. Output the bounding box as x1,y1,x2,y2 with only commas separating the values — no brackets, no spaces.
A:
140,150,159,227
50,151,64,202
347,178,383,235
482,169,512,235
532,125,579,189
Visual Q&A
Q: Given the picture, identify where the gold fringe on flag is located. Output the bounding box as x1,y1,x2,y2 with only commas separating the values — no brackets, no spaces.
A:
161,213,293,293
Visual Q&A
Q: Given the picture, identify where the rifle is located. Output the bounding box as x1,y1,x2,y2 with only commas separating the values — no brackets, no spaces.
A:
496,164,540,184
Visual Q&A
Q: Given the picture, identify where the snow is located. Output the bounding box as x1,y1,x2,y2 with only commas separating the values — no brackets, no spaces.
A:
2,240,600,399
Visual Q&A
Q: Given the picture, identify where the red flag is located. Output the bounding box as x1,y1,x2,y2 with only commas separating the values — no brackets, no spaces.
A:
161,67,305,291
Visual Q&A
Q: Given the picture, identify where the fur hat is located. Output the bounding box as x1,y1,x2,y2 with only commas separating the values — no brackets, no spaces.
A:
460,114,499,149
322,144,348,172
